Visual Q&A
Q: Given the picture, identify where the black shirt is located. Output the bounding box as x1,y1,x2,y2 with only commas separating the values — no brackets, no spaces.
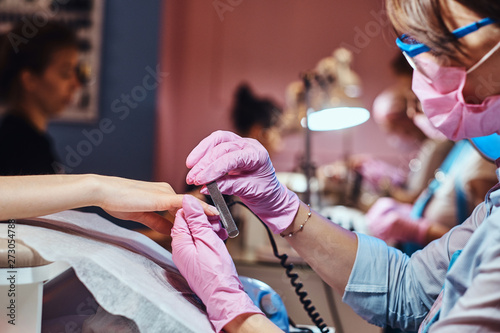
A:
0,114,60,175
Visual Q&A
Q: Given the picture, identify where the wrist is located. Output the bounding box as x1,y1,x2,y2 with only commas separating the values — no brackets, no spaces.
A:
280,200,308,236
250,186,300,234
82,174,104,208
223,313,277,333
208,289,263,333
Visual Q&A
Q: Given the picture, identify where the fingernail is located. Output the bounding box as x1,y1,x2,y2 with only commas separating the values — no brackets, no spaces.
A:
209,205,220,215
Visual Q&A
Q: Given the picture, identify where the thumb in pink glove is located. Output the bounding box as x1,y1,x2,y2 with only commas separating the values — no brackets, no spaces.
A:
171,195,263,332
366,197,430,245
186,130,300,234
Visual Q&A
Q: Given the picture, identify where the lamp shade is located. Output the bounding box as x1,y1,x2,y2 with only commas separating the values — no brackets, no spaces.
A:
306,107,370,131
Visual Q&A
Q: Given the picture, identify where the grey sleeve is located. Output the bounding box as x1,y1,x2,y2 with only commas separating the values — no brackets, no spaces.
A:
342,203,483,330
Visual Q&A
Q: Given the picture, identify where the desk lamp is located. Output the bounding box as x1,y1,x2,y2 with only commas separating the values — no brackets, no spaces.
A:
300,48,370,205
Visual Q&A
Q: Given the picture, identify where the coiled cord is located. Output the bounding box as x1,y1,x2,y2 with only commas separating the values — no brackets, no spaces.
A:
228,201,331,333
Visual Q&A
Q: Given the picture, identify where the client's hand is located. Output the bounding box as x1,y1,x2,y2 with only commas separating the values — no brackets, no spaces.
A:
94,175,219,234
186,130,300,234
171,195,262,333
0,174,217,231
366,197,429,244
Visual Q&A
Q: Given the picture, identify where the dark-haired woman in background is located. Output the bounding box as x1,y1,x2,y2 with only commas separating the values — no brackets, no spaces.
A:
231,83,283,156
0,20,81,175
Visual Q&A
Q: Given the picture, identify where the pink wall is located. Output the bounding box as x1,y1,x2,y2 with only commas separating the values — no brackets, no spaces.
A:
156,0,402,191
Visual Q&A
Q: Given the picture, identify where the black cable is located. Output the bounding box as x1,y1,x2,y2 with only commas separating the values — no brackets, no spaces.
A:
289,317,314,333
228,201,331,333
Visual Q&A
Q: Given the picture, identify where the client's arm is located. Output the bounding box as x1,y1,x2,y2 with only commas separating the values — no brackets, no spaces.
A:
0,174,218,233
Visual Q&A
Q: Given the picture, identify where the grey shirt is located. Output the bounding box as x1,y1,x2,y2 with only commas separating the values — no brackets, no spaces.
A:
343,172,500,331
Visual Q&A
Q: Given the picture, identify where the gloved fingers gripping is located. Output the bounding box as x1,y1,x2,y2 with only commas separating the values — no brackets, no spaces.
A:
199,172,272,207
186,131,243,169
200,175,252,198
172,196,213,241
171,208,196,253
187,143,268,186
177,199,228,240
179,195,216,233
187,141,249,184
172,208,189,235
180,196,232,250
208,214,229,240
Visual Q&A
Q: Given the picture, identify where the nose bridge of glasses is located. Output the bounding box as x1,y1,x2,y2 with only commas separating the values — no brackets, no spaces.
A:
396,17,497,58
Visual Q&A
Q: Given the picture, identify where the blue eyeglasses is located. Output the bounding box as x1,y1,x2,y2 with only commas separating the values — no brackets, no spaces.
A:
396,17,497,58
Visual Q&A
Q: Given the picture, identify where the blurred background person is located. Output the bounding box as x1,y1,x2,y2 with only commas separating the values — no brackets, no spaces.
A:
365,54,454,205
314,53,496,259
366,136,498,253
317,54,454,211
186,81,284,200
231,82,284,157
364,55,498,254
0,20,81,175
186,82,283,201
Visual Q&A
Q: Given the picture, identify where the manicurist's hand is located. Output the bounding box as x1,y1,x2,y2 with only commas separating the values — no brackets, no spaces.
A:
171,195,266,333
186,130,299,234
186,132,358,297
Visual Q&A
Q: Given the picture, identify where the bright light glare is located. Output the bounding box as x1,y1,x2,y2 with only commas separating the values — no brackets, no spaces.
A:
306,107,370,131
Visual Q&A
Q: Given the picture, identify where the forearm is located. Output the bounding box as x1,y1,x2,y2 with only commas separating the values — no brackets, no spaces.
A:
282,201,358,294
0,174,100,220
223,313,282,333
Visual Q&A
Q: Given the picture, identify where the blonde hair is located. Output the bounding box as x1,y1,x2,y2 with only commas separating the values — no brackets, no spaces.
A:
386,0,500,59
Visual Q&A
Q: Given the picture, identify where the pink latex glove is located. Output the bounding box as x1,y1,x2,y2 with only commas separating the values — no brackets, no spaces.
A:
186,130,300,234
357,157,407,189
366,197,430,245
171,195,263,332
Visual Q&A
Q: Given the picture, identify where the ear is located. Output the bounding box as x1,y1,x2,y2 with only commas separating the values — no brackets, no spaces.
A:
19,70,38,93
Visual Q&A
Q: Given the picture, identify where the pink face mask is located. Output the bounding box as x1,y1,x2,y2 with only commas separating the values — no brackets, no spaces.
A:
412,113,448,141
411,42,500,141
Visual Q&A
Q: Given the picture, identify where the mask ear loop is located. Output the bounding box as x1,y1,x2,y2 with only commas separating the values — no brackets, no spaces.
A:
466,40,500,74
402,51,439,85
402,51,417,71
